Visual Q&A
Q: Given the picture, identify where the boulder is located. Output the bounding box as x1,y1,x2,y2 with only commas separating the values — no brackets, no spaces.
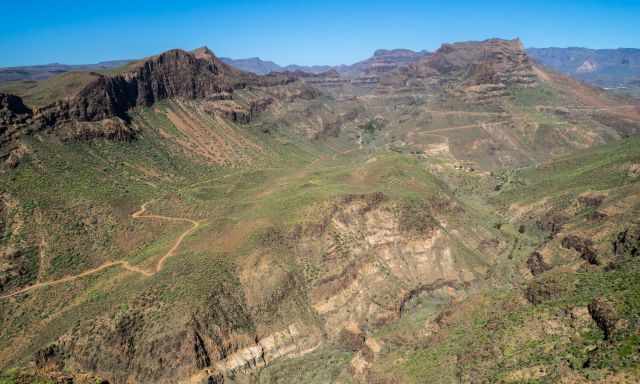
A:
527,251,552,276
588,297,619,340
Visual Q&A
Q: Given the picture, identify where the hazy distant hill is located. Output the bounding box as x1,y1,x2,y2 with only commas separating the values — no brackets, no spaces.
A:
221,48,430,76
527,47,640,92
0,60,131,83
219,57,332,75
219,57,283,75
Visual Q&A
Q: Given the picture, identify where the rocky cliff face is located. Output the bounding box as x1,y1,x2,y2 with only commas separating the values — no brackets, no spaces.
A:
34,284,321,384
300,194,489,338
0,93,32,123
0,93,33,166
397,38,538,102
36,48,244,126
409,38,535,82
0,47,303,168
25,46,299,130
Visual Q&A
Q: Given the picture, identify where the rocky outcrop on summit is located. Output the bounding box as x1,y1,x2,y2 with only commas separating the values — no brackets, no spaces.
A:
36,48,244,127
1,48,301,152
396,38,538,102
409,38,536,84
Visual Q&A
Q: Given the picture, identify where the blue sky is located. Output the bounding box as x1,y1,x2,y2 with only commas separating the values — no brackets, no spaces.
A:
1,0,639,67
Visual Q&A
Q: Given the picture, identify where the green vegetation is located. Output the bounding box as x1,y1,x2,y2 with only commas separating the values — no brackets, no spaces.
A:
510,84,562,107
0,71,102,107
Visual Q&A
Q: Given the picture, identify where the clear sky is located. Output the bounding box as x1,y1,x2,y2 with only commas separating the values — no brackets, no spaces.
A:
1,0,639,67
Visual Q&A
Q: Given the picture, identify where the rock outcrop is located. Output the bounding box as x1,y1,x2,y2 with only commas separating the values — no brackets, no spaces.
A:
527,251,552,276
299,194,482,338
35,48,243,127
395,38,538,103
0,93,33,165
613,226,640,258
588,297,620,340
561,235,599,265
410,38,537,84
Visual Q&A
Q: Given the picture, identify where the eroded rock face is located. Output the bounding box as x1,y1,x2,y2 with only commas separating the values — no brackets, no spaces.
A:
203,100,251,124
364,49,431,74
526,274,570,305
35,49,240,128
33,287,246,383
613,226,640,258
0,93,32,124
536,213,567,238
588,297,619,340
0,93,33,165
527,251,552,276
561,235,599,265
302,194,480,338
395,38,538,103
213,323,321,375
414,38,536,85
32,285,322,384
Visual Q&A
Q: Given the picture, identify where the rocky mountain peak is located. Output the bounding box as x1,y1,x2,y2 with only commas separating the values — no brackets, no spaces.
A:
37,48,258,127
407,38,537,86
192,46,217,61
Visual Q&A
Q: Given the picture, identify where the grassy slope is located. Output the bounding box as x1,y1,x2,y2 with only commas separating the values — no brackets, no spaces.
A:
0,92,471,361
0,71,104,108
0,99,327,362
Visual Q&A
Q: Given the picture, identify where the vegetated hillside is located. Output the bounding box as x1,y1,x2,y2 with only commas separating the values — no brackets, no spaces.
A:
0,38,639,384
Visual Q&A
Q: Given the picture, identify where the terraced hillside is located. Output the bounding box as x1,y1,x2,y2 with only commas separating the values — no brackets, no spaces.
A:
1,38,639,384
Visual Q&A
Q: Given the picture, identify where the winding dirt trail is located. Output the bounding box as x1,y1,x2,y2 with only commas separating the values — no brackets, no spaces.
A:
131,201,200,273
0,201,201,300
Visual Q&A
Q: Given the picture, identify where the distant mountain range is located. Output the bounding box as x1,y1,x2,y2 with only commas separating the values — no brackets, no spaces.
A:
0,60,132,83
221,48,431,76
527,47,640,89
2,47,640,96
220,57,333,75
222,48,640,89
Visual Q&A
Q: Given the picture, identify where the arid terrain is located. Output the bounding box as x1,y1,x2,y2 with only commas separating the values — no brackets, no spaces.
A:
0,38,639,383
